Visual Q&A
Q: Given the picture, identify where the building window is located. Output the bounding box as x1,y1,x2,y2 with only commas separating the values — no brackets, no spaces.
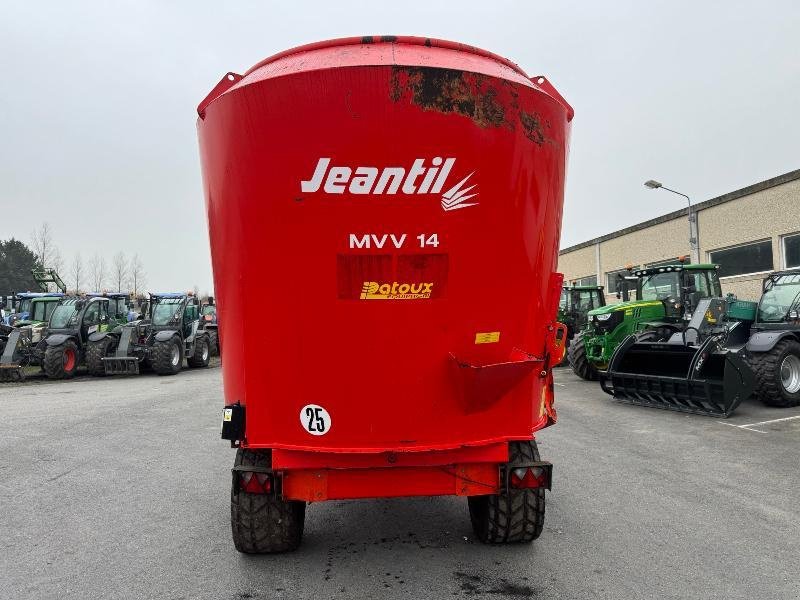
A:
606,269,631,296
709,240,773,278
572,275,597,287
785,233,800,269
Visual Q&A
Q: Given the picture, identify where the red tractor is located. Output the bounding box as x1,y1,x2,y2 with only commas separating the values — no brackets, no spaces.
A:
197,36,573,552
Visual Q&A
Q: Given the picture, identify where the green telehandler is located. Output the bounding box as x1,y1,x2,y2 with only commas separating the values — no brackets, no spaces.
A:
39,293,131,379
568,260,723,380
87,292,210,376
744,270,800,407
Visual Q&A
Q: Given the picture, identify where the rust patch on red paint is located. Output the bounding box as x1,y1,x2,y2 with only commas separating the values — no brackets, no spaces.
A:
390,67,506,129
389,66,554,146
520,111,546,145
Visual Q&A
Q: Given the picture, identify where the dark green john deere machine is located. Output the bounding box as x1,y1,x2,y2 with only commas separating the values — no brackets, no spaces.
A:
569,261,723,380
599,270,800,416
87,292,210,376
557,285,605,366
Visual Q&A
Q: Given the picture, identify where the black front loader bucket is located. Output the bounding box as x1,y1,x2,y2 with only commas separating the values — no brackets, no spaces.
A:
102,357,140,375
600,335,755,418
0,364,25,382
102,328,139,375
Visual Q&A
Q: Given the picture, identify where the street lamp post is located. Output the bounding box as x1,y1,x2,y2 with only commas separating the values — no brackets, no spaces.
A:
644,179,700,264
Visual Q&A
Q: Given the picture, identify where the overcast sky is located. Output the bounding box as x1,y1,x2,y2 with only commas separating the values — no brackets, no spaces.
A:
2,1,798,292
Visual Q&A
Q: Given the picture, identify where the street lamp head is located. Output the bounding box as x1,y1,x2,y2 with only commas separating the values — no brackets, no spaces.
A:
644,180,663,189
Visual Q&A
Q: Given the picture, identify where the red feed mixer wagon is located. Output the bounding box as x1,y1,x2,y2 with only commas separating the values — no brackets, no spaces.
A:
197,36,573,553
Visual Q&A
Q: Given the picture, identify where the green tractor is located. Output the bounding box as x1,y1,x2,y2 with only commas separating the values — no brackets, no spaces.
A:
557,285,605,366
0,293,65,382
87,292,211,376
568,261,723,380
39,293,131,379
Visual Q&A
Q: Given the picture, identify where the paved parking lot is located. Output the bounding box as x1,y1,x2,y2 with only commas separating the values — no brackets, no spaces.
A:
1,366,799,599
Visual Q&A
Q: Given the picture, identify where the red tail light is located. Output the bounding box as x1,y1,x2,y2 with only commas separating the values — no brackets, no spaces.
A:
239,472,273,494
509,466,550,490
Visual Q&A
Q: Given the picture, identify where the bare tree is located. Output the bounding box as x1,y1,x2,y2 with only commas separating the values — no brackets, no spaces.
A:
71,252,84,293
31,222,56,267
31,222,64,290
52,248,64,277
129,254,146,298
89,253,106,292
112,252,128,292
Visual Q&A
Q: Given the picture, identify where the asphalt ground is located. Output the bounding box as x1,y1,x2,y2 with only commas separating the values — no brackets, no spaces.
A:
1,363,799,599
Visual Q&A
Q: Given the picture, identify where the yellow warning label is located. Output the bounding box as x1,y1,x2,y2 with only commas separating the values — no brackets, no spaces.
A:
475,331,501,344
223,408,233,422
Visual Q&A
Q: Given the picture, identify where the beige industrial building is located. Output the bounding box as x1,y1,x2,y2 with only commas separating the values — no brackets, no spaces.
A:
558,169,800,302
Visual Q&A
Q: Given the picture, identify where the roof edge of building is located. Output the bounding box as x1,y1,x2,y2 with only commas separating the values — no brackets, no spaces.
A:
560,168,800,255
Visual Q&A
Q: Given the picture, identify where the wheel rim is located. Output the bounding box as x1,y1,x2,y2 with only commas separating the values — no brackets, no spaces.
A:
202,343,209,361
171,344,180,367
780,354,800,394
63,348,76,371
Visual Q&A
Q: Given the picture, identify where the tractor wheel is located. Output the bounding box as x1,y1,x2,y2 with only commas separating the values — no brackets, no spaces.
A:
86,337,116,376
152,336,182,375
637,326,675,343
208,330,219,357
43,340,79,380
468,440,545,544
568,331,597,381
231,448,306,553
749,339,800,408
187,336,210,369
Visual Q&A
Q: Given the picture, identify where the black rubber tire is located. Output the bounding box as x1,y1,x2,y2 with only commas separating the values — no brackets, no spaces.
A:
637,330,664,342
151,336,182,375
208,330,219,357
43,340,79,380
468,440,545,544
187,336,210,369
568,331,598,380
86,337,116,376
231,448,306,553
638,326,678,343
749,339,800,408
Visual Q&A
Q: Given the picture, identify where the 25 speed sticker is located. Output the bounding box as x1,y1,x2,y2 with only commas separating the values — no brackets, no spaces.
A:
300,404,331,436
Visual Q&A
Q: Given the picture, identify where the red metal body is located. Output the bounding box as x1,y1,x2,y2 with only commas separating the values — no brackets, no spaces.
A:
198,36,572,501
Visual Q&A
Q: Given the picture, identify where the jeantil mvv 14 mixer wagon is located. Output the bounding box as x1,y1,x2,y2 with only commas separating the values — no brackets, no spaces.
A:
197,36,574,553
